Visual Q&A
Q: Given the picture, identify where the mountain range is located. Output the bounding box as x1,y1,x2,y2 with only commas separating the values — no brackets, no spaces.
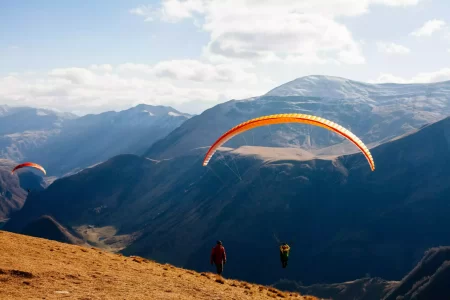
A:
146,75,450,159
6,113,450,286
4,75,450,296
0,104,191,176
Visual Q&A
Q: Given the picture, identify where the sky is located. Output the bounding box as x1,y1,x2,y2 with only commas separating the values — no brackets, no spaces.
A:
1,0,450,115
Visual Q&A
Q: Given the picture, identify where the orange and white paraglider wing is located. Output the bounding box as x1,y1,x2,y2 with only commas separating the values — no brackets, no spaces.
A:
202,114,375,171
11,162,46,175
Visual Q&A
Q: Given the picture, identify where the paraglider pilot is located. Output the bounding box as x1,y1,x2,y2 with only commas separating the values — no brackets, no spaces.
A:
210,240,227,275
280,243,290,268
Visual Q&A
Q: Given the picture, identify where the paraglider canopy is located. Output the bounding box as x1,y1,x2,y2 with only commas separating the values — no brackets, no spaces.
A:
203,113,375,171
11,162,46,176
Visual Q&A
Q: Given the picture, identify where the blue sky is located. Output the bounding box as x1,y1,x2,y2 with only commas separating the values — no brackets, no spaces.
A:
0,0,208,72
1,0,449,115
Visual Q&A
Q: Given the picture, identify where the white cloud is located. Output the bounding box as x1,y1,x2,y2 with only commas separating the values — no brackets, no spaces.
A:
49,67,96,85
89,64,113,72
410,19,446,37
117,63,152,73
159,0,205,22
130,1,204,22
152,60,258,82
129,5,158,22
203,12,365,64
130,0,420,65
371,68,450,83
376,42,410,54
372,0,420,6
0,61,269,115
117,60,257,82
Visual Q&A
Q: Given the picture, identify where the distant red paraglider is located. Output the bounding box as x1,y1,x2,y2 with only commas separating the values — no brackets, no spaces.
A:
11,162,46,176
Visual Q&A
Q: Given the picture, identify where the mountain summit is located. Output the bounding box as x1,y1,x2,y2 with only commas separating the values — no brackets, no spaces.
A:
265,75,375,98
145,76,450,159
265,75,450,98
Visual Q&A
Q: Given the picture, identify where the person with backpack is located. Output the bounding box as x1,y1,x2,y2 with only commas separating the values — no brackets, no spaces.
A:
280,243,290,268
210,240,227,275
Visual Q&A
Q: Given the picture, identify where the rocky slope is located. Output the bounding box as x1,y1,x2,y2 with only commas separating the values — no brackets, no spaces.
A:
274,277,397,300
383,246,450,300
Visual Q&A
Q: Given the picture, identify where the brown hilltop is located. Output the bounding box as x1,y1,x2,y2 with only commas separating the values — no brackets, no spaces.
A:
0,230,318,300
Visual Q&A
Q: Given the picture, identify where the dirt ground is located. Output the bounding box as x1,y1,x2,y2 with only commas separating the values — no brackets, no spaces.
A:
0,230,319,300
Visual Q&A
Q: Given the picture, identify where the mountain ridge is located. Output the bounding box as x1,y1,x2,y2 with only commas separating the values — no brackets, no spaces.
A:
21,215,87,246
145,75,450,160
265,75,450,97
0,103,192,176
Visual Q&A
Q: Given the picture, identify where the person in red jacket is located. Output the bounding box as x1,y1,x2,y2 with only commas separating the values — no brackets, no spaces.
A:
210,240,227,275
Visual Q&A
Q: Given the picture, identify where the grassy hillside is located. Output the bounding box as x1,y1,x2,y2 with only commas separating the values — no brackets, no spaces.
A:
0,230,317,300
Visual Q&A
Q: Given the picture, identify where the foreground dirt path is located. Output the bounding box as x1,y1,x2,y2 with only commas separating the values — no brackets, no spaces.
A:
0,231,318,300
